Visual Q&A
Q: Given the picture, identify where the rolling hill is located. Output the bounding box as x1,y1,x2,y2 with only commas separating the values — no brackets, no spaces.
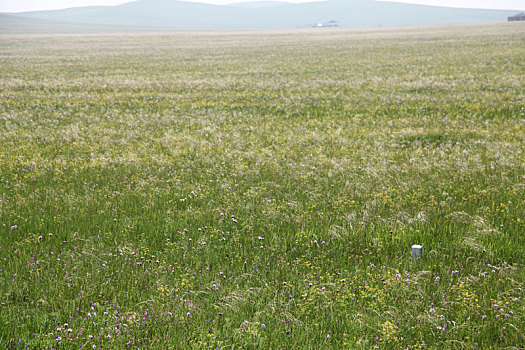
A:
2,0,519,31
0,13,151,34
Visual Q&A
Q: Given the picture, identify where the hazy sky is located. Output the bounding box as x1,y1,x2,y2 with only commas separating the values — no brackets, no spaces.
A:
1,0,524,13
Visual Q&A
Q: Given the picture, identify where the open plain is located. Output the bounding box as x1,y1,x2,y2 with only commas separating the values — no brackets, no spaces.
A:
1,23,525,348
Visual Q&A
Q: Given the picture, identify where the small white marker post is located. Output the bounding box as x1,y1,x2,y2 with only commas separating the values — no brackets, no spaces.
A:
411,245,424,262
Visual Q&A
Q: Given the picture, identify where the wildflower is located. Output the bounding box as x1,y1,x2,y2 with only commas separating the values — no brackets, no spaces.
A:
261,324,266,328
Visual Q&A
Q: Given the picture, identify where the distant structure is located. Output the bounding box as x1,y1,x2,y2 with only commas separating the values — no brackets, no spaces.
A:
508,13,525,21
308,21,339,28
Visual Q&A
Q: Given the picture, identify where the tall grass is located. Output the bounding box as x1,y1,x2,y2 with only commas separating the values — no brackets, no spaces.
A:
1,24,525,348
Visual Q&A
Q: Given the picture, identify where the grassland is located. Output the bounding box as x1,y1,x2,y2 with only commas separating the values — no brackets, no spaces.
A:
1,24,525,349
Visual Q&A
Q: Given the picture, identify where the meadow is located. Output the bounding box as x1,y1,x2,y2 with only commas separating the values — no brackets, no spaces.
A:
0,23,524,349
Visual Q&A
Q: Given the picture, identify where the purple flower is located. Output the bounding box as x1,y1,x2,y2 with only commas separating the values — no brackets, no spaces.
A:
10,225,17,229
261,324,266,328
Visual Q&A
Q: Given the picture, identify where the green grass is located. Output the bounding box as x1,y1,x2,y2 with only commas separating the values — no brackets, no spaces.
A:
1,24,525,349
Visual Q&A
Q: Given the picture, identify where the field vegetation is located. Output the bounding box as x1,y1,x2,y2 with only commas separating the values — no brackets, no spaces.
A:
1,24,525,348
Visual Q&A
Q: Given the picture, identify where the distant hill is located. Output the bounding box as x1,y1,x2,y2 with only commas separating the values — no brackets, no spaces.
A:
0,13,152,34
1,0,518,32
227,1,293,7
